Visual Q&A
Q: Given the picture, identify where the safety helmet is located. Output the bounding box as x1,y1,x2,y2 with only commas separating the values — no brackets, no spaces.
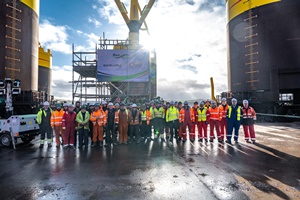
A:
178,101,182,105
221,98,227,102
94,103,100,107
56,103,62,107
69,104,74,108
170,101,175,105
211,100,216,104
232,98,237,102
63,103,68,107
115,103,120,107
194,101,198,105
200,101,205,106
102,101,107,105
108,102,113,106
120,102,125,106
44,101,50,106
184,101,188,105
132,104,137,108
243,99,249,104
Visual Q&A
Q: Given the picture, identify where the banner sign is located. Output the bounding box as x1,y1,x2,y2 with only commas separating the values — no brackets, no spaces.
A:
97,49,149,82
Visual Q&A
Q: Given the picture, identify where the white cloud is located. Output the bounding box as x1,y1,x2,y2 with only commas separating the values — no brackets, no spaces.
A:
77,30,83,34
88,17,102,28
51,65,78,100
39,20,72,54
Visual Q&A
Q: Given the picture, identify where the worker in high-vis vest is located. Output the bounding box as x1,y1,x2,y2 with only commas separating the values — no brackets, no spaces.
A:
128,104,142,144
208,100,222,143
241,100,257,144
179,101,195,142
151,101,165,141
177,101,183,140
140,104,152,141
76,105,90,148
197,101,210,142
226,98,243,144
166,101,179,143
90,103,107,147
219,98,229,141
37,101,53,148
50,103,64,148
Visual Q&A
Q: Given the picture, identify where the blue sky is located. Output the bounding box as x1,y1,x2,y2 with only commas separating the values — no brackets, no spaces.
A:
39,0,227,101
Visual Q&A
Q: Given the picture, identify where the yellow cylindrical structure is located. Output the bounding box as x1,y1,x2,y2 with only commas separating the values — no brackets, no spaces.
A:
38,45,52,95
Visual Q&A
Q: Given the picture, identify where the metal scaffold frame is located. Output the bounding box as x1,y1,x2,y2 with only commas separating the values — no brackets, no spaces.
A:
71,37,156,104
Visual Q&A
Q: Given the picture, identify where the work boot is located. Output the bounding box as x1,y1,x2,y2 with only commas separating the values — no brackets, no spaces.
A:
99,141,103,147
198,139,203,142
190,138,195,143
39,144,44,149
48,143,52,148
91,143,97,148
225,140,232,144
218,140,223,143
252,140,256,144
246,139,251,143
182,139,187,143
205,139,208,143
209,139,213,142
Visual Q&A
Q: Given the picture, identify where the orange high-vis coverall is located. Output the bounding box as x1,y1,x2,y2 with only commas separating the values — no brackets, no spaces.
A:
50,109,64,145
90,109,107,142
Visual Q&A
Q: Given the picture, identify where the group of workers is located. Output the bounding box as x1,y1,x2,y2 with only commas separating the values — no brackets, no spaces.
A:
36,97,257,149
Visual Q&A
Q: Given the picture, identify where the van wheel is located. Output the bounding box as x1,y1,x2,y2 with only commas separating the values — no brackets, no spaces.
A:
0,133,12,147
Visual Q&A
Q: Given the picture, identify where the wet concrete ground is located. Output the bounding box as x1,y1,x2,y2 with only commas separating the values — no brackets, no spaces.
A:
0,122,299,200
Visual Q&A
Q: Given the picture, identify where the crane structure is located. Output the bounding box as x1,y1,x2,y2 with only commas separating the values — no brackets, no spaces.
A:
115,0,155,49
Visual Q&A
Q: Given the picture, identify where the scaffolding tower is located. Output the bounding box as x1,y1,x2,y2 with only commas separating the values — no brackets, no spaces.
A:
71,38,157,104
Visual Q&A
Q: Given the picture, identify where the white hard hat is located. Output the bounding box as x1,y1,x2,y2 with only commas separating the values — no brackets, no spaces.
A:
232,98,237,102
108,102,113,106
69,104,74,108
44,101,50,106
221,98,227,101
102,101,107,105
243,99,249,104
63,103,68,107
132,104,137,108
